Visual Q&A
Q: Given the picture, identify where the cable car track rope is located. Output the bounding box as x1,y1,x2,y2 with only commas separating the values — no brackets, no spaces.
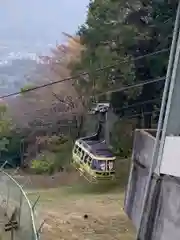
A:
0,48,169,99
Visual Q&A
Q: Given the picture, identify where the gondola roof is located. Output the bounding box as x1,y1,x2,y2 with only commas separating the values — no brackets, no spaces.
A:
77,139,115,158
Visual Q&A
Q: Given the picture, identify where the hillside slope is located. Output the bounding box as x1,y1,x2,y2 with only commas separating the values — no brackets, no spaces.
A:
28,186,135,240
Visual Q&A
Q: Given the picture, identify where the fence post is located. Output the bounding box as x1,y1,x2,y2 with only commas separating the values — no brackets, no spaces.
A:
6,180,10,216
18,191,23,227
32,196,40,212
11,227,14,240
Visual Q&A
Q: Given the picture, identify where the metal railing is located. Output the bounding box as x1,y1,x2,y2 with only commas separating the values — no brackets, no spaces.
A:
0,169,39,240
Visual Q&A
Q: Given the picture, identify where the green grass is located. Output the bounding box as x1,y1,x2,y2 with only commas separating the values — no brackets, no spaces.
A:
28,185,135,240
27,158,132,212
28,158,131,197
27,159,135,240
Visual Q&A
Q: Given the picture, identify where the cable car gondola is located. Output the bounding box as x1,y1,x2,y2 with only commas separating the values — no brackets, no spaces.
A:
72,104,116,183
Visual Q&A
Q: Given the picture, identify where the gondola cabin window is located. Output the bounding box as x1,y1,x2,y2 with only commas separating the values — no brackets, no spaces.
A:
74,145,78,154
73,145,82,162
87,156,92,166
73,145,79,155
84,154,88,164
107,160,114,171
92,160,106,171
100,161,106,171
81,150,85,162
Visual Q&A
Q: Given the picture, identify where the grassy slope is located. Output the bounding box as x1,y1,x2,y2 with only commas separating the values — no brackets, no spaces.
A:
29,187,135,240
27,160,135,240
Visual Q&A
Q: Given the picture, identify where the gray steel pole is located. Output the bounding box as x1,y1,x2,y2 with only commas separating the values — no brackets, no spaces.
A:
156,10,180,170
105,111,110,145
136,1,180,239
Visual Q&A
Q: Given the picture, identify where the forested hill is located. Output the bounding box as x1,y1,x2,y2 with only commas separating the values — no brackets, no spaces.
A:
70,0,177,129
0,0,178,171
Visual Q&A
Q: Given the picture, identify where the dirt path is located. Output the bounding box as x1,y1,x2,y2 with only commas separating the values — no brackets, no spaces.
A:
28,187,135,240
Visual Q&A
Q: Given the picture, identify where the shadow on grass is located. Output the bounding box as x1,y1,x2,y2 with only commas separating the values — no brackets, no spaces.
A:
27,158,132,204
64,159,131,195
